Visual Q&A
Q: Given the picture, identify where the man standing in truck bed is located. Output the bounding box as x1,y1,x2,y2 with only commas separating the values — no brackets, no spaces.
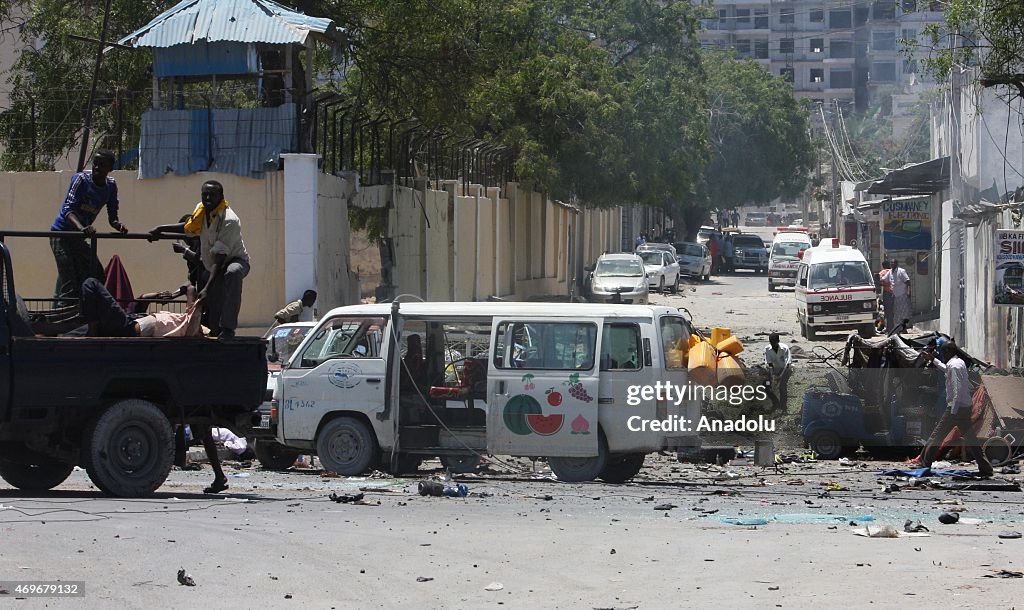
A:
149,180,250,340
49,150,128,307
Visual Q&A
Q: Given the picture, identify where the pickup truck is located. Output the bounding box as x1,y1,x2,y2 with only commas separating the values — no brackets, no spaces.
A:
0,233,267,497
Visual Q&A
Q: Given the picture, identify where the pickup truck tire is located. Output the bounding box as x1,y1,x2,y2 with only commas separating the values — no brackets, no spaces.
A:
84,399,174,497
254,440,301,471
598,453,645,484
0,458,74,491
549,430,608,483
316,416,378,476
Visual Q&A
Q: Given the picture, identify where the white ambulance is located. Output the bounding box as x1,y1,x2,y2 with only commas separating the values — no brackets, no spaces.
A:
794,243,877,339
768,229,813,291
268,302,703,483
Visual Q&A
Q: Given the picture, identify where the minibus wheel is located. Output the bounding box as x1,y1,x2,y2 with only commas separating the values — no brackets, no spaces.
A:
441,454,482,474
598,453,645,484
549,431,608,483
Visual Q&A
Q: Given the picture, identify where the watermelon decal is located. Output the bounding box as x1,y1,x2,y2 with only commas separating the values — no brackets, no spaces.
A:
503,394,542,435
526,414,564,436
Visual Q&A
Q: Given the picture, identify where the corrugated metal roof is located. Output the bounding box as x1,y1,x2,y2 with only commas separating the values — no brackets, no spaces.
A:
119,0,340,48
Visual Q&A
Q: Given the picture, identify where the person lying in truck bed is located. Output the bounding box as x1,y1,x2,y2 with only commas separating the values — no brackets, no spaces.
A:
78,277,203,337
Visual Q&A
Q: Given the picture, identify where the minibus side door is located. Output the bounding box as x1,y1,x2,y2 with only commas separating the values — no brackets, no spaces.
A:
487,317,602,457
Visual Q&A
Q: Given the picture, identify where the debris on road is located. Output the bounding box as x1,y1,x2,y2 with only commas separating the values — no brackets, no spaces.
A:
416,576,434,583
998,531,1023,539
177,568,196,586
938,512,960,524
329,492,365,504
983,570,1023,579
484,582,504,591
653,503,678,511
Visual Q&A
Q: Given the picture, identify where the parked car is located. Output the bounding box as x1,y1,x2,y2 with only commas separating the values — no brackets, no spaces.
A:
254,322,317,469
638,249,681,293
674,241,712,281
636,242,678,259
586,253,650,304
696,226,721,246
731,233,769,273
745,212,768,226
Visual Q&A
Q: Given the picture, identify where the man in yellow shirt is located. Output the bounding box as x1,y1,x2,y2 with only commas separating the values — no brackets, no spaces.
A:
148,181,250,339
275,289,317,324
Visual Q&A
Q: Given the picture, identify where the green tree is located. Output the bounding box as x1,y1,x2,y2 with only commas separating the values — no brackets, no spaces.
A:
696,52,813,228
916,1,1024,97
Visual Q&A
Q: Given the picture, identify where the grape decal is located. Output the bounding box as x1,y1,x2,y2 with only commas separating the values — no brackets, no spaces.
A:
565,373,593,403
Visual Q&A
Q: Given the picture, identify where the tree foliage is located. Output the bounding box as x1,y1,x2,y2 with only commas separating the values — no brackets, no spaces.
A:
917,1,1024,97
701,51,813,208
0,0,813,222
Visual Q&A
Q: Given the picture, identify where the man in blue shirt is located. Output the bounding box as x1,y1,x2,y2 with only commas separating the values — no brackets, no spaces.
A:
49,150,127,307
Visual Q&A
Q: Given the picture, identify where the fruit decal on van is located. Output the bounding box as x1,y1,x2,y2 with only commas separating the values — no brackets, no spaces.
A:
503,394,565,436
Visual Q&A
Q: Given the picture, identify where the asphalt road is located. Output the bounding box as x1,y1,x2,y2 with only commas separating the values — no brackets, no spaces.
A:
4,251,1021,608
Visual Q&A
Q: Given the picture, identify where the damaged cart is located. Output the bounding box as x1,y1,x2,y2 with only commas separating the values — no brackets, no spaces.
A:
800,332,989,459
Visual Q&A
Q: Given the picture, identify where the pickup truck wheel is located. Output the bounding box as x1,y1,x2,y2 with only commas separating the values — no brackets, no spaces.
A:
809,431,843,460
441,454,482,474
316,416,378,475
84,399,174,497
0,458,74,491
254,440,301,471
549,431,608,483
598,453,645,484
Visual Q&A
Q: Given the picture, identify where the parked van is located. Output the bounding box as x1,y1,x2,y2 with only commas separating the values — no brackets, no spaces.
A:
768,230,813,291
794,243,877,339
271,303,703,482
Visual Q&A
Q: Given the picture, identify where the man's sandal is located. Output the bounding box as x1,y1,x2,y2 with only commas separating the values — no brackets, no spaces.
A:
203,480,229,494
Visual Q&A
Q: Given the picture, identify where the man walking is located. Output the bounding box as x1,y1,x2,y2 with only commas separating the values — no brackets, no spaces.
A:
49,150,128,306
764,332,793,411
921,339,993,477
148,180,250,339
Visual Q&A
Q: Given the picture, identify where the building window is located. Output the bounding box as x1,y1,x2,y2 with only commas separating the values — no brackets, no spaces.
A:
810,9,824,23
830,40,853,58
735,8,750,23
871,62,897,82
718,9,728,19
873,0,896,20
754,9,768,29
830,70,853,88
873,32,897,51
901,28,917,42
735,39,751,55
754,40,769,58
810,38,824,53
779,7,795,24
810,68,825,83
780,38,795,54
830,10,852,28
780,67,794,83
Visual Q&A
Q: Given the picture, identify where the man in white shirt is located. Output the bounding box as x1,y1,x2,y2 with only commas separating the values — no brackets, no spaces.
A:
149,180,250,340
764,332,793,410
890,258,912,331
921,339,992,476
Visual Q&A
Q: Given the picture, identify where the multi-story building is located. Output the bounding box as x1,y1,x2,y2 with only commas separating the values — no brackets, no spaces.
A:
699,0,945,112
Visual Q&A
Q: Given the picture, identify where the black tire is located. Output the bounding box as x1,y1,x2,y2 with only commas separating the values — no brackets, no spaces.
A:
598,453,645,483
84,399,174,497
254,440,301,471
671,274,680,293
0,458,74,491
441,454,482,474
809,431,843,460
806,323,817,340
316,416,378,475
858,324,876,338
768,282,776,293
799,318,807,339
549,431,608,483
657,277,665,294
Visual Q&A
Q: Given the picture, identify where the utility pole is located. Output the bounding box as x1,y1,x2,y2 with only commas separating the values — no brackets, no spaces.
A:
829,107,838,239
76,0,113,172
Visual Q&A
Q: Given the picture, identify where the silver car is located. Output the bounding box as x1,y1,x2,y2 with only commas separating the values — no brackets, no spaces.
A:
674,241,711,281
586,253,649,304
638,250,681,293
